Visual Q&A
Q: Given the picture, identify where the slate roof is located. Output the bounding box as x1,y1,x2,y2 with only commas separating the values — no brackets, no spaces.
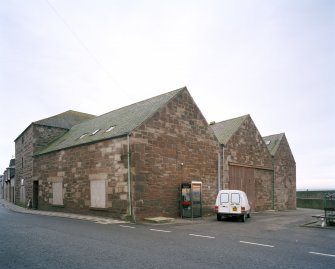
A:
36,87,186,155
263,133,285,156
15,110,95,141
210,115,248,145
34,110,95,129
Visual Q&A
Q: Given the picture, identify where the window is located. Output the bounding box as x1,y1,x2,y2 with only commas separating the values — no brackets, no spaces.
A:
53,182,63,205
220,193,229,203
106,126,116,132
79,133,88,139
265,140,271,145
231,193,240,204
90,180,106,208
22,158,23,168
90,129,100,135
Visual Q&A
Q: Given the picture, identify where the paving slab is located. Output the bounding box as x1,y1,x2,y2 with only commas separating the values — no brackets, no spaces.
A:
144,217,175,223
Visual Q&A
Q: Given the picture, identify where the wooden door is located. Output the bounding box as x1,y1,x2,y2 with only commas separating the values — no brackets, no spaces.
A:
229,165,256,210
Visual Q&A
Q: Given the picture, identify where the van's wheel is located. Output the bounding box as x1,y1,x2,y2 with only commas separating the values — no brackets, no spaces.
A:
241,214,247,222
217,214,222,221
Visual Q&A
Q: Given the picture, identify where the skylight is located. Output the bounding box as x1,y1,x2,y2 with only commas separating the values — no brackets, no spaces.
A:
91,129,100,135
106,126,116,132
79,133,88,139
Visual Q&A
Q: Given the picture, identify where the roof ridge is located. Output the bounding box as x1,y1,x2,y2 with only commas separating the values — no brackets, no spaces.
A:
96,87,186,119
213,114,249,125
34,110,95,125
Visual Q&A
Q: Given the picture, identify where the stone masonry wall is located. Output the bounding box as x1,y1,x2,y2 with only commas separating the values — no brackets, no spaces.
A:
15,126,34,205
33,125,68,154
274,135,296,210
222,115,274,211
33,137,129,218
15,125,68,205
254,169,273,211
130,90,219,220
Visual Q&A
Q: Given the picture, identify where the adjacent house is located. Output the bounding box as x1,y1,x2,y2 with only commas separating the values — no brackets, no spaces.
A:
210,115,274,211
33,87,220,221
3,159,16,203
14,110,95,207
263,133,296,210
0,175,3,199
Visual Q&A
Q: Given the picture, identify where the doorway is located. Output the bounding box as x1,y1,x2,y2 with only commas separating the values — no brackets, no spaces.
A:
33,181,38,209
228,165,256,210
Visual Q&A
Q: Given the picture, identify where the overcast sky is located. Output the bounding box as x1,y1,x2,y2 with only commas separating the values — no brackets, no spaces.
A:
0,0,334,190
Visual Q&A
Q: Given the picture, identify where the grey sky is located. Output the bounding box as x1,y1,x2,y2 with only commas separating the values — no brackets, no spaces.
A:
0,0,334,189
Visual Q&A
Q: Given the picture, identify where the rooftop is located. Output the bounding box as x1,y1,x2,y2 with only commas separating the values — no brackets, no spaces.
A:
36,87,187,155
210,115,249,145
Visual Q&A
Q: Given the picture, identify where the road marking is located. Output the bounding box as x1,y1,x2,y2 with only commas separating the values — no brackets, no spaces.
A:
309,252,335,258
150,229,171,233
239,241,274,248
120,225,136,229
189,234,215,239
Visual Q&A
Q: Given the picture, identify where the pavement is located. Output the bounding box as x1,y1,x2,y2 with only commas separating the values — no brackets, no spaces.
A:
1,198,334,228
0,198,126,225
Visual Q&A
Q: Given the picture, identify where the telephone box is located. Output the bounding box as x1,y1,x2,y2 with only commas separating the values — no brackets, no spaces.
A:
180,181,202,218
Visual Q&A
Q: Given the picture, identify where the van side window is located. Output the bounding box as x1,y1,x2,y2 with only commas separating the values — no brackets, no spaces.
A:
231,193,240,204
220,193,229,203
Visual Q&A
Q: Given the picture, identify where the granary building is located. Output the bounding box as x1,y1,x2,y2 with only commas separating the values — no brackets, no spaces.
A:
263,133,296,210
210,115,275,211
33,87,220,221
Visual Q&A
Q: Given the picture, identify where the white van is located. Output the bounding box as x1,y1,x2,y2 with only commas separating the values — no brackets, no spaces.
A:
214,190,251,222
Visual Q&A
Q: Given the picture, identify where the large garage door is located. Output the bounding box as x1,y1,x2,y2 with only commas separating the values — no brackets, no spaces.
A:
229,165,256,210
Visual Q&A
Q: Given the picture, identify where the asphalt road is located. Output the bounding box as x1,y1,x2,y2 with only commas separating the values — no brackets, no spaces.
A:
0,206,334,269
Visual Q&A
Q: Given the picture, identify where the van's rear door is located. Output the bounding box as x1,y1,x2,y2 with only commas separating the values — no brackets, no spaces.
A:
218,192,230,214
230,192,242,214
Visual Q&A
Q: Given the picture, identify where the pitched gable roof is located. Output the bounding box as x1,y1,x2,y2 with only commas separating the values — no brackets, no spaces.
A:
210,115,249,145
263,133,285,156
34,110,95,129
36,87,187,155
15,110,95,142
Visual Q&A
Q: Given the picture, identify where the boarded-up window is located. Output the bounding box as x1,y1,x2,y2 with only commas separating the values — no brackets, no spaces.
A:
53,182,63,205
90,180,106,208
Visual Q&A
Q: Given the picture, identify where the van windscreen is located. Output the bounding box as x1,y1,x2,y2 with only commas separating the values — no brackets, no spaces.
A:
220,193,229,203
231,193,240,204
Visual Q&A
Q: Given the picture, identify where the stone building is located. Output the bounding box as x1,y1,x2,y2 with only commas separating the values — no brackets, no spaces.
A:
14,110,95,207
33,87,220,221
3,159,16,203
0,175,3,199
210,115,274,211
263,133,296,210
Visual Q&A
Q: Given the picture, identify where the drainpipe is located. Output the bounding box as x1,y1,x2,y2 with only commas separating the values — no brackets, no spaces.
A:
127,134,133,221
217,152,220,192
272,156,275,210
222,145,225,189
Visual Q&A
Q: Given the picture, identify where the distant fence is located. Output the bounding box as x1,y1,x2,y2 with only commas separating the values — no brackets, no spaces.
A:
297,190,335,209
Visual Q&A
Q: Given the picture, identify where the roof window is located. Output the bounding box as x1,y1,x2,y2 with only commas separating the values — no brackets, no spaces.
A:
90,129,100,135
106,126,116,132
79,133,88,139
265,140,271,145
